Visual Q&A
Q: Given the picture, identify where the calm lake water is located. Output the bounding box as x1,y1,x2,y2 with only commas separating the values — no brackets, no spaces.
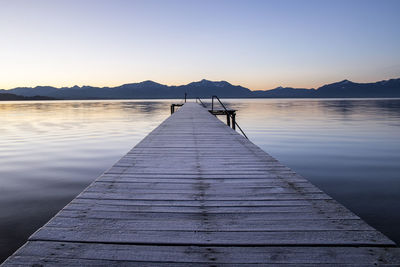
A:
1,98,400,262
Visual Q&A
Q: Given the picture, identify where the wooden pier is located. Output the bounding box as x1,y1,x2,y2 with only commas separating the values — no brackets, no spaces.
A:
3,102,400,266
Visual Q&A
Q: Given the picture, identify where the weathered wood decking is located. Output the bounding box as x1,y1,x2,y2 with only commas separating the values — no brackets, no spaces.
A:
3,102,400,266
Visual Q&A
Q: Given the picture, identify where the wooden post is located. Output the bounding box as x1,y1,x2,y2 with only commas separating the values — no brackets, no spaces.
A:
170,104,174,114
226,113,231,127
232,113,236,130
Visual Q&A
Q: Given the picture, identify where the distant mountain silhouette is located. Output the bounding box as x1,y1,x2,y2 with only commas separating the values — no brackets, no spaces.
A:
0,93,56,101
314,79,400,98
1,78,399,99
253,86,317,98
254,79,400,98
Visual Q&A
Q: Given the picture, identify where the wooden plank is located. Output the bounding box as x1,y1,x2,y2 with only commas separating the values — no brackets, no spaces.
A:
45,217,374,231
64,202,351,214
92,179,314,187
84,184,323,194
31,228,394,246
70,198,340,207
51,209,360,220
3,102,400,266
76,191,333,201
4,241,400,265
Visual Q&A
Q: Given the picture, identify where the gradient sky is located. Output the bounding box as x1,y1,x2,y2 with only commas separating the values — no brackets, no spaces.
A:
1,0,399,90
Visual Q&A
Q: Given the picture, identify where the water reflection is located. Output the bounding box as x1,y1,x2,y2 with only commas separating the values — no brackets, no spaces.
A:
0,98,399,262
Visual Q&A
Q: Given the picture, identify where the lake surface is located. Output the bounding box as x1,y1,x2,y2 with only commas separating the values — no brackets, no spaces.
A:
1,98,400,262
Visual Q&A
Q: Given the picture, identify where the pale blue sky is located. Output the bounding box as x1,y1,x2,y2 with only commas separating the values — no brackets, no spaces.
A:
0,0,399,90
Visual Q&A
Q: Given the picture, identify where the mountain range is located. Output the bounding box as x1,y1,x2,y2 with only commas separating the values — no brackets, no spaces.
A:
1,78,399,99
0,93,56,101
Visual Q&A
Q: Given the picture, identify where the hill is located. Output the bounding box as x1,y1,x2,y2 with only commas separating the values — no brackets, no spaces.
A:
254,79,400,98
0,93,57,101
1,78,399,99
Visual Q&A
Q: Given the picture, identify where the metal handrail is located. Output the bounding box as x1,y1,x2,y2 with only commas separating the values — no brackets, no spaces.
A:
211,95,248,139
196,97,206,107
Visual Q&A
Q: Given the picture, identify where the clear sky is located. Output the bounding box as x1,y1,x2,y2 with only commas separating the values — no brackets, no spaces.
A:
0,0,399,90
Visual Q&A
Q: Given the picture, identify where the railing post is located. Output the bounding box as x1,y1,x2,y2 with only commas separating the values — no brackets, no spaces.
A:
170,104,174,114
226,114,231,127
207,95,248,139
